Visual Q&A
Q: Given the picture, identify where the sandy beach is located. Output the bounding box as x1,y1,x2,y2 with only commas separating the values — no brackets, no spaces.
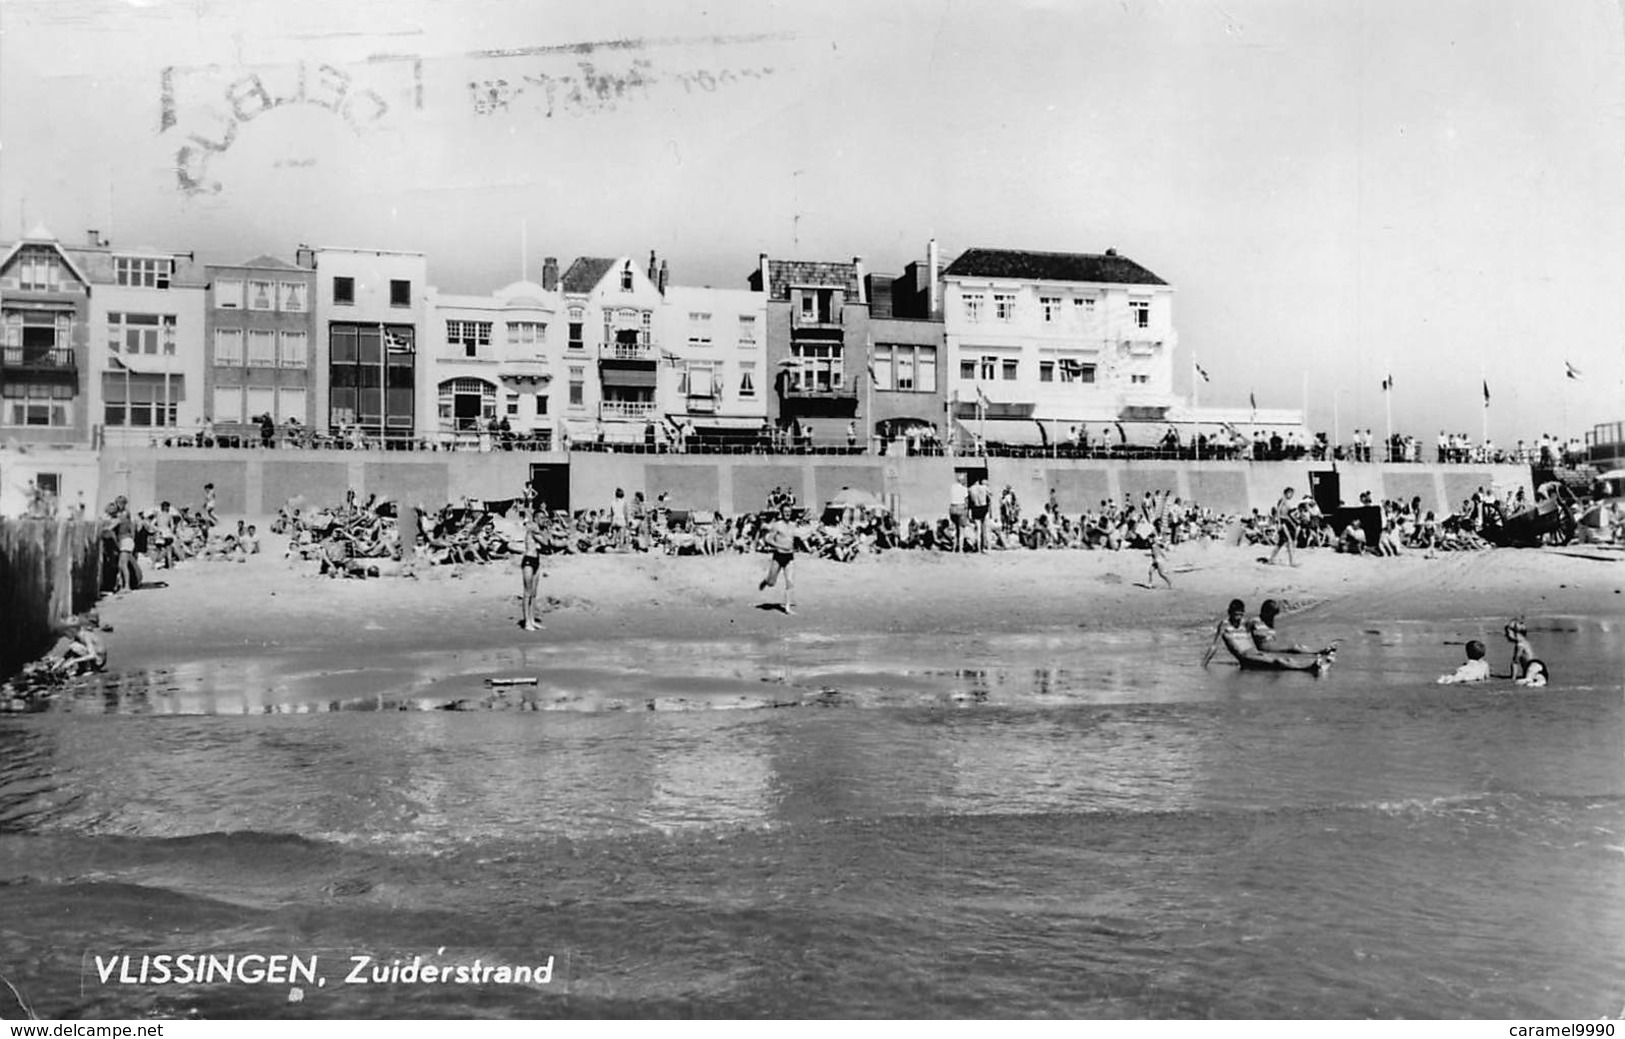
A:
95,532,1624,696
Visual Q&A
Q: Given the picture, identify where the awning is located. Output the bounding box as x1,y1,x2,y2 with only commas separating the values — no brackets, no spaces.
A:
601,367,657,389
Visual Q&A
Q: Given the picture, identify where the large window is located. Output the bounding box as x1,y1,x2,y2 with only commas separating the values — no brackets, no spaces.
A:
329,322,414,433
507,321,546,347
789,343,843,392
873,344,937,393
214,279,244,309
114,256,172,289
438,377,496,431
107,313,175,355
1,383,73,427
447,320,492,358
333,277,355,305
390,279,411,307
247,330,277,368
279,330,307,368
248,281,275,311
214,328,243,365
102,372,182,427
278,282,308,312
17,249,62,291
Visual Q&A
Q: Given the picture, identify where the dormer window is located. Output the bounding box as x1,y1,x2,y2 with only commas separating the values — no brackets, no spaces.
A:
114,256,173,289
620,264,634,292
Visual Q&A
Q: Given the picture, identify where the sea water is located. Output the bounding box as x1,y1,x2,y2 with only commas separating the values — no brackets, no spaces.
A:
0,617,1620,1018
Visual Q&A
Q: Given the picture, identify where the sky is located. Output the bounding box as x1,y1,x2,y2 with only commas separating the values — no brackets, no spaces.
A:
2,0,1622,446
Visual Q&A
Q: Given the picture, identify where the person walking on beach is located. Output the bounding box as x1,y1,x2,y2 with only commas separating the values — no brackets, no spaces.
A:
1266,487,1299,566
758,502,800,614
1147,532,1174,589
520,504,545,631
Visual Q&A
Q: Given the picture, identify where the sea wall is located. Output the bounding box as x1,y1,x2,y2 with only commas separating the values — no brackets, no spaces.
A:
0,520,104,679
97,446,1533,521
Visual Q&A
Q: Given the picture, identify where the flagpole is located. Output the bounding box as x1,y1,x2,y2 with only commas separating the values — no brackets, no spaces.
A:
1192,357,1201,461
1333,388,1340,457
1383,359,1392,464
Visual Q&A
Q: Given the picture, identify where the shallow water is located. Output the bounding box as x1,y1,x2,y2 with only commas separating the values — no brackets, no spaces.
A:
1,616,1621,1018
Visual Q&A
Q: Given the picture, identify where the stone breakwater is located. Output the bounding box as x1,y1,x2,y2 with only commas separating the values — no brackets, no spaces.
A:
0,519,103,679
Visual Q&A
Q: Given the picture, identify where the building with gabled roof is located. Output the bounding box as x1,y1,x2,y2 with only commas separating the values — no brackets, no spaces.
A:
748,254,869,448
557,254,665,446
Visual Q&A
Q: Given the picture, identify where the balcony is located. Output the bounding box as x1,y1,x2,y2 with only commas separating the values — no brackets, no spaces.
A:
1,346,75,371
499,355,551,383
684,393,717,414
780,372,859,400
599,400,657,421
601,341,655,361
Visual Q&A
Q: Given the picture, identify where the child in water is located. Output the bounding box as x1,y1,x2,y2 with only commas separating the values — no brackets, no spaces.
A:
1514,660,1548,688
1503,620,1535,679
1437,639,1491,684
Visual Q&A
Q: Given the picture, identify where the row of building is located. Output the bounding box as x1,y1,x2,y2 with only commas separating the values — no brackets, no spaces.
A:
0,227,1303,456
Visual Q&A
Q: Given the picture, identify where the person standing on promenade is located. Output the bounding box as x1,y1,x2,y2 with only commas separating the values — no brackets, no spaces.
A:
1266,487,1299,566
968,476,992,552
948,472,969,552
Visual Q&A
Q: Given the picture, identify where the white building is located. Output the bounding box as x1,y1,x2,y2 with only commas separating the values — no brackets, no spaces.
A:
557,254,665,445
426,277,559,448
940,247,1178,446
304,246,428,443
659,283,767,444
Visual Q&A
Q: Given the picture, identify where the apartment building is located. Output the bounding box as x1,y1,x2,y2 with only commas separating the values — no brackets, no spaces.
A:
659,281,767,444
749,255,869,445
305,246,427,443
204,256,318,440
426,269,559,447
557,254,664,445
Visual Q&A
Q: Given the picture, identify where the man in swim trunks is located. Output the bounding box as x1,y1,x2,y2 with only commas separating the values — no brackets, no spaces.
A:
1266,487,1299,566
758,502,800,614
1249,599,1337,658
1204,598,1331,672
520,504,545,631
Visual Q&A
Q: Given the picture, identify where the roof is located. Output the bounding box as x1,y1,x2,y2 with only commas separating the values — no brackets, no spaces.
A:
755,259,861,301
560,257,619,294
0,237,92,288
941,247,1168,286
235,254,304,271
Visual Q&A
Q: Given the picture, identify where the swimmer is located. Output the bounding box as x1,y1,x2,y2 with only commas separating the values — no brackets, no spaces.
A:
1204,599,1332,673
1503,619,1534,679
1514,659,1548,688
1249,599,1338,657
1436,639,1491,684
758,503,800,614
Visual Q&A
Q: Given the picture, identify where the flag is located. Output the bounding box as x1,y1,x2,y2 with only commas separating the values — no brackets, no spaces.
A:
383,328,413,353
1566,361,1582,380
1482,379,1490,406
976,384,990,407
1249,390,1257,412
1381,374,1393,392
1194,361,1210,383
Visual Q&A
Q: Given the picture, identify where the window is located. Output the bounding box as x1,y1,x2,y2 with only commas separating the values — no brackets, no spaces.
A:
447,320,492,358
994,294,1015,321
278,282,307,312
214,328,243,365
247,329,277,367
872,345,893,391
1059,360,1096,384
506,392,520,417
568,308,584,350
1001,359,1018,381
568,367,584,407
328,322,415,433
1,382,72,427
789,343,844,392
684,361,716,401
333,277,354,305
507,321,546,347
101,372,181,427
277,386,306,423
1074,296,1096,315
1130,299,1150,328
214,279,244,309
246,386,276,423
390,280,411,307
114,256,172,288
916,346,936,393
248,281,275,311
535,392,548,415
1039,361,1055,383
640,310,652,345
213,385,244,424
738,315,757,345
688,312,712,348
740,362,756,397
17,249,61,291
279,330,307,368
800,294,815,320
437,377,496,431
960,360,976,381
620,265,634,291
979,356,997,381
1041,296,1061,322
1130,373,1150,385
107,313,175,355
897,348,916,391
964,293,984,322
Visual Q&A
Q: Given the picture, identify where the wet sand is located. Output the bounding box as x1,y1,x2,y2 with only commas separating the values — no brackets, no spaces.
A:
97,531,1624,690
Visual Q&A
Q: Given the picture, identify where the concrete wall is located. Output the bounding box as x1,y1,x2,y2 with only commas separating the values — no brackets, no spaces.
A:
94,446,1533,522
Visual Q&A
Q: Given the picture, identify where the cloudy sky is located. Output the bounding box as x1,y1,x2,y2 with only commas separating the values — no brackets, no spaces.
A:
3,0,1621,445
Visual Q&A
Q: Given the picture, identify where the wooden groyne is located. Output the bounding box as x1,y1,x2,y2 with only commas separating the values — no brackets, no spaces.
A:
0,519,103,679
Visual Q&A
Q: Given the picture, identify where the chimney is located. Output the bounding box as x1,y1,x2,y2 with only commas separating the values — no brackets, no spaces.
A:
87,229,101,247
927,238,940,316
541,256,559,292
1105,247,1118,257
648,249,658,283
658,259,668,296
758,252,769,294
295,244,316,269
852,256,866,305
